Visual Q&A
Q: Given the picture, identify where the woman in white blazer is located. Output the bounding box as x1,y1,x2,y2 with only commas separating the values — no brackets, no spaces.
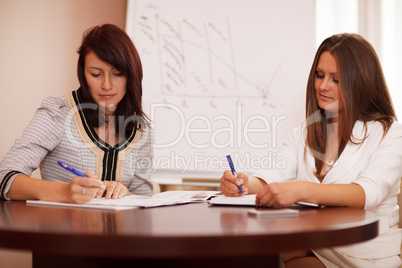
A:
220,33,402,267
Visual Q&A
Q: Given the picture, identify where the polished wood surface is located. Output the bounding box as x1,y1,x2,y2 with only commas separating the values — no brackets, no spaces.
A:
0,200,378,267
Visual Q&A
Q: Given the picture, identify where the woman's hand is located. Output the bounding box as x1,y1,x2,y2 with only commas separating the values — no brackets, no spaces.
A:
63,170,105,204
255,181,366,208
220,170,249,196
255,181,305,208
95,181,130,199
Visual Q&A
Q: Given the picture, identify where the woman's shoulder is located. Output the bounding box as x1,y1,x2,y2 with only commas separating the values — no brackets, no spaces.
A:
385,120,402,138
360,120,402,144
364,120,402,133
38,95,69,118
389,120,402,130
40,95,68,109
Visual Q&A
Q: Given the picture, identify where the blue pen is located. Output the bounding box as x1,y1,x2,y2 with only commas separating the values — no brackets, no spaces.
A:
226,155,243,194
58,161,88,177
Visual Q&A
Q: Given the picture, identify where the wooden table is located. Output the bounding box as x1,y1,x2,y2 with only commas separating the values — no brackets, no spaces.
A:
0,200,378,268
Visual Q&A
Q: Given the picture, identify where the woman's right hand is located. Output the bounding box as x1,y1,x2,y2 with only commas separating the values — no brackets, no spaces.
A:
63,170,105,204
220,170,249,196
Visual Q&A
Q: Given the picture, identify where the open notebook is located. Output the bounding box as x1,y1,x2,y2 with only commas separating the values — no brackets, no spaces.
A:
208,194,321,208
27,191,220,210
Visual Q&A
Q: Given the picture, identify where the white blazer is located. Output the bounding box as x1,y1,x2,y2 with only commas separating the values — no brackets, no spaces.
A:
253,120,402,259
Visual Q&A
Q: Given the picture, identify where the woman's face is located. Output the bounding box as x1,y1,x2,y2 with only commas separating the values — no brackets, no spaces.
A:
314,51,344,119
84,50,127,113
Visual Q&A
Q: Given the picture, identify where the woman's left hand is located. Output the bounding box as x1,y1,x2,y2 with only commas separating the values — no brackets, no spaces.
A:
255,181,306,208
95,182,130,199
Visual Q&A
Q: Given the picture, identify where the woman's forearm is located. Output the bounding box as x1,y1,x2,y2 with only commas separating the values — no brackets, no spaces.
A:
6,175,66,202
301,182,366,209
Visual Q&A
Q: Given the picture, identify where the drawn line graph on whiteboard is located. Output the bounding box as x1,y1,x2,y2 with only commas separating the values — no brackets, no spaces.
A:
137,14,282,103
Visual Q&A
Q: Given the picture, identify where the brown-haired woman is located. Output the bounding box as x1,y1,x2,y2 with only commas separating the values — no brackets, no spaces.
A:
220,33,402,267
0,24,154,204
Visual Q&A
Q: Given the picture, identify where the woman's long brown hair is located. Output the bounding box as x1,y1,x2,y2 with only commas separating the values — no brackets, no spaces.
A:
305,33,396,180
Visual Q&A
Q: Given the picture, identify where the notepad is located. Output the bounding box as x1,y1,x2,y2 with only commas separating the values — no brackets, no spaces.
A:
209,194,321,208
248,208,299,218
209,194,258,206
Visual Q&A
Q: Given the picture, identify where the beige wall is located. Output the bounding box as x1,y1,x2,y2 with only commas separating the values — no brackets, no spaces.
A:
0,0,127,179
0,2,127,266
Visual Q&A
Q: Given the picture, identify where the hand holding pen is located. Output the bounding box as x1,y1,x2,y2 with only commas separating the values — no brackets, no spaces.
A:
58,161,105,203
58,161,130,200
221,155,247,196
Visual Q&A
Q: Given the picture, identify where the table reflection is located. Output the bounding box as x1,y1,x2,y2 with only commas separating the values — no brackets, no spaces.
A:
0,201,152,235
220,211,248,234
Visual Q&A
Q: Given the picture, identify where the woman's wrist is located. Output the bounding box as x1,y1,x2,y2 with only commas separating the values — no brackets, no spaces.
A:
247,176,267,194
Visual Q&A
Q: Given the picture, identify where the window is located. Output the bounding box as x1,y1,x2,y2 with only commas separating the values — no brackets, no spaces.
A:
315,0,358,48
382,0,401,119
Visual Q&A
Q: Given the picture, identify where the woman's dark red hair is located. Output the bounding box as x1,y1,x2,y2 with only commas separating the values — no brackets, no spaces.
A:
77,24,147,137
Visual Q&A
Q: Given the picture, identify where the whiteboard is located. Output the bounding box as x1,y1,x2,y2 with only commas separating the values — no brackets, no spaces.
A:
126,0,315,179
